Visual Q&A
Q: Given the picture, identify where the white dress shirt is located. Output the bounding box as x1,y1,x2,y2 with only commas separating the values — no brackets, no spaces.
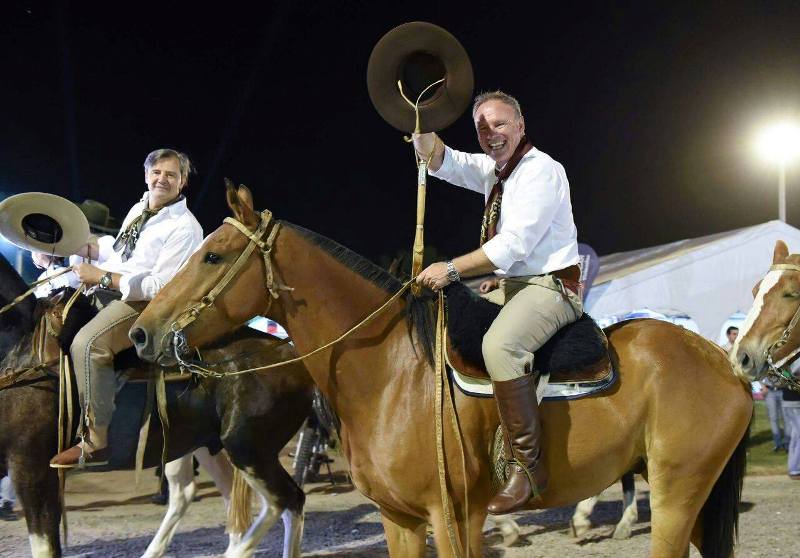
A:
33,194,202,300
95,193,203,301
430,145,579,277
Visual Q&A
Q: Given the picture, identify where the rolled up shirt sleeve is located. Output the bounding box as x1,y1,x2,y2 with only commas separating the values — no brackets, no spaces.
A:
119,228,199,301
429,146,494,196
481,161,562,273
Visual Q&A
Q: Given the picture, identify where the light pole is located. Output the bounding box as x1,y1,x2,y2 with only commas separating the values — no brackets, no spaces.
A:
756,122,800,222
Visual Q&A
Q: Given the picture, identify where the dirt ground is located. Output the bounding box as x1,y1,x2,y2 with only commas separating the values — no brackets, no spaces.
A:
0,455,797,558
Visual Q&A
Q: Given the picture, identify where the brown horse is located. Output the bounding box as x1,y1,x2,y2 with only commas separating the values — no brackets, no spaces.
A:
0,253,313,558
132,184,753,558
730,240,800,388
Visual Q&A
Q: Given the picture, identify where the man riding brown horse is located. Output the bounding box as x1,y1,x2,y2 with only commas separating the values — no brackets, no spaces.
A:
45,148,204,468
413,90,582,515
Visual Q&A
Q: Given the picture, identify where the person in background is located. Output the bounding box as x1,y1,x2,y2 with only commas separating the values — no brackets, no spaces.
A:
32,200,118,298
762,375,790,452
784,387,800,479
722,326,738,353
0,473,17,521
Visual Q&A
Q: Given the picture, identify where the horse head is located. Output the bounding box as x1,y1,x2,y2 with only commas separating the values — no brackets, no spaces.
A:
0,253,37,357
731,240,800,383
131,182,279,364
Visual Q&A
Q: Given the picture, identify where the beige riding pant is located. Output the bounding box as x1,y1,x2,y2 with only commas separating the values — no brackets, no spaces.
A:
481,274,583,382
71,300,144,428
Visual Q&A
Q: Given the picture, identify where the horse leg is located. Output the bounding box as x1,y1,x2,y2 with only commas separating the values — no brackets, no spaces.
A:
224,463,304,558
192,448,240,552
612,472,638,540
467,507,488,556
12,457,61,558
647,471,708,557
141,454,196,558
195,447,234,506
570,495,598,538
379,507,427,558
429,506,483,558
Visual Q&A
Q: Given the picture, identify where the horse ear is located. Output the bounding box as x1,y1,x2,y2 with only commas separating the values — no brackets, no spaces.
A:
752,280,762,298
773,240,789,264
225,178,239,213
235,185,258,228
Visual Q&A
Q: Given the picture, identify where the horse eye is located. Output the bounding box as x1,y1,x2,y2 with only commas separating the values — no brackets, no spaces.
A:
204,252,222,264
783,291,800,298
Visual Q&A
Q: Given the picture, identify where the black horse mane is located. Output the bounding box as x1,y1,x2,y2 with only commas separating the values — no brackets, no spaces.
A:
283,222,436,364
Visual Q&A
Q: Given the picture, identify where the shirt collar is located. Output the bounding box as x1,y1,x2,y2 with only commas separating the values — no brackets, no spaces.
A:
139,192,187,217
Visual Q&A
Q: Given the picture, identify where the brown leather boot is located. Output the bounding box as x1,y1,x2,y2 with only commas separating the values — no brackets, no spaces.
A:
487,373,548,515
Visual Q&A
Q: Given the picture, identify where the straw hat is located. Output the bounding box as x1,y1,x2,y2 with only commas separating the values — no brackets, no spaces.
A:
0,193,90,257
367,21,474,133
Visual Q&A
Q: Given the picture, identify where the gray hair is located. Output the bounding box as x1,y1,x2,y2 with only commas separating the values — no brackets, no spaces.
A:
143,149,195,185
472,90,523,119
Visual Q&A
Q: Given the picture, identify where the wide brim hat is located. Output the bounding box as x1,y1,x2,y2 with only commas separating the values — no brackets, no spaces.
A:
79,199,119,234
0,193,90,257
367,21,474,134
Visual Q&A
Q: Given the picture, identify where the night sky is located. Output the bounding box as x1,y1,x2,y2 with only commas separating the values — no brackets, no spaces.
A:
2,1,800,268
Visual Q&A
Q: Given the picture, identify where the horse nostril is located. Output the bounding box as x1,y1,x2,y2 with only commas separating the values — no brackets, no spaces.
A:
130,327,148,348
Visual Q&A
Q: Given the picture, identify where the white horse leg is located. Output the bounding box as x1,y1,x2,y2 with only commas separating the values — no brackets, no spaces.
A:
193,447,241,553
484,514,520,547
224,467,283,558
612,473,638,540
281,507,304,558
28,534,57,558
570,495,598,538
194,448,234,507
141,455,195,558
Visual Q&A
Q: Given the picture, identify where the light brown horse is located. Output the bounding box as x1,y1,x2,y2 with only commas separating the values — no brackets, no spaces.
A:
731,239,800,388
132,184,753,558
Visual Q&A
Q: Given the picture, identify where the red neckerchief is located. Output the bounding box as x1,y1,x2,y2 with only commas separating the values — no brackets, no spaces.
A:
479,138,534,246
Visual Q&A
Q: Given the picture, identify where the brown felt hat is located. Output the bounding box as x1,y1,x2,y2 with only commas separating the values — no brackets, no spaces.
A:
0,193,90,257
367,22,474,134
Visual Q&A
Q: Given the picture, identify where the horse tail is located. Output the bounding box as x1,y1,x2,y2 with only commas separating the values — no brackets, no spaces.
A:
699,421,750,558
226,468,253,535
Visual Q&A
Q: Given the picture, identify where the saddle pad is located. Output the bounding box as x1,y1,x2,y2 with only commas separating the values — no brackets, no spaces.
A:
449,359,617,401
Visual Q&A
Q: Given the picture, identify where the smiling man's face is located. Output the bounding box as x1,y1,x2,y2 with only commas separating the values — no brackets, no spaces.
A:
474,99,525,168
145,156,185,209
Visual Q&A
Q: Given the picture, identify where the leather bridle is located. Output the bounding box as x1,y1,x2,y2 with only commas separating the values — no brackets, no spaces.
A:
167,209,290,369
762,263,800,390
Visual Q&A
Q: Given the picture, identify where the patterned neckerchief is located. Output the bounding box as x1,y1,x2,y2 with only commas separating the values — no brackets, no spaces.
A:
479,139,533,246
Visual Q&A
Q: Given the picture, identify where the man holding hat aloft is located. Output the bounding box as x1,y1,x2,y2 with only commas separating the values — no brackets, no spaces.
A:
413,91,582,514
48,148,203,468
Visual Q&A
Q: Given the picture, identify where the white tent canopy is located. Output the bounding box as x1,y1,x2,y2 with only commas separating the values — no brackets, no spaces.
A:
585,220,800,339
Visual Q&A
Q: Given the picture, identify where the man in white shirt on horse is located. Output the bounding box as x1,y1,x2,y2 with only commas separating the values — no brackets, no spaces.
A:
48,148,203,468
414,91,582,514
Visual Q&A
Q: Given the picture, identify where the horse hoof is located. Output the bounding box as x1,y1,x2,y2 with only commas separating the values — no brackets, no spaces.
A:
499,520,520,547
612,523,633,540
569,519,591,538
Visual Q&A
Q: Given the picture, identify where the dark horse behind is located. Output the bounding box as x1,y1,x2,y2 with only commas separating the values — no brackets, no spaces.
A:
0,254,314,558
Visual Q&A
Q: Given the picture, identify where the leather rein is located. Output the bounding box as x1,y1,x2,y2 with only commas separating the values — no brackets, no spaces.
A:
168,210,414,378
762,263,800,391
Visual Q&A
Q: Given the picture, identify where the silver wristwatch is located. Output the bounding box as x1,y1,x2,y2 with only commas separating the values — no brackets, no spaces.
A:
446,260,461,283
99,272,113,289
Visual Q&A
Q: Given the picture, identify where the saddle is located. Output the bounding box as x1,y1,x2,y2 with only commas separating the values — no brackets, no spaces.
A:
45,288,190,383
443,282,615,400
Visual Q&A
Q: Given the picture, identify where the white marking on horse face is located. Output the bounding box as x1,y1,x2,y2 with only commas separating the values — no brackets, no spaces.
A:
28,534,53,558
735,270,783,352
